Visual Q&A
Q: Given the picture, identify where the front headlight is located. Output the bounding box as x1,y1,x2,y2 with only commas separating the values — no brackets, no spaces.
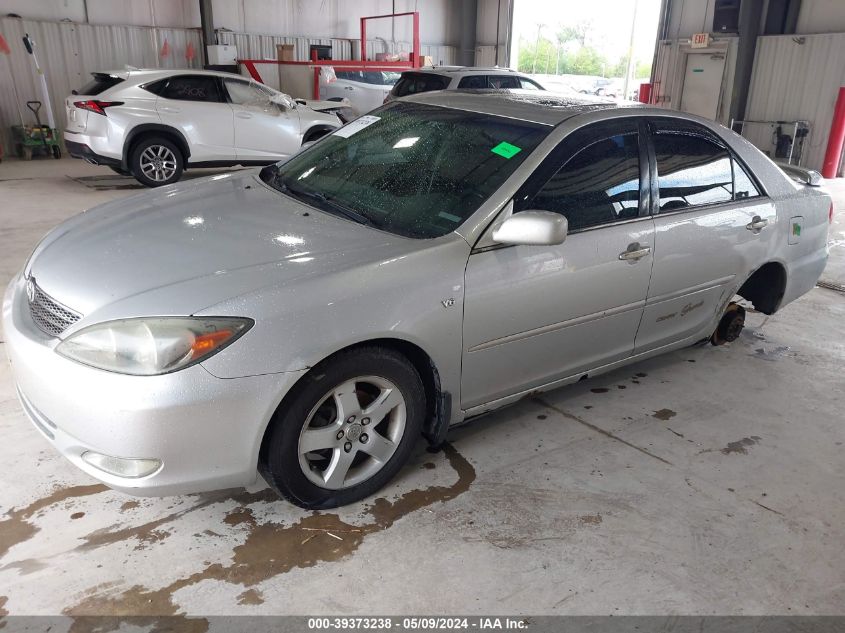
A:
56,317,253,376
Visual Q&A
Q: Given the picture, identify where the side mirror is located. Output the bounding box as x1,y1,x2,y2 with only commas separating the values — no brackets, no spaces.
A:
491,211,568,246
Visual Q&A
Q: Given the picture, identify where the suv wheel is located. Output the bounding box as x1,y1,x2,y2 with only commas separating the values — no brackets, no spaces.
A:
130,136,183,187
260,347,425,509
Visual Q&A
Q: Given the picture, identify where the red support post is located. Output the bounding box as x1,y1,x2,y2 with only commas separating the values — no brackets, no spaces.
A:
822,86,845,179
242,60,263,83
638,83,652,104
413,11,420,67
360,17,367,62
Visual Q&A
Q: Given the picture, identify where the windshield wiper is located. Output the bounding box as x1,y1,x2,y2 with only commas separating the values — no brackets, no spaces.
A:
280,180,379,229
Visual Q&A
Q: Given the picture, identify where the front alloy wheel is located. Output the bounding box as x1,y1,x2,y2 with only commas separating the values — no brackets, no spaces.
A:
298,376,406,489
260,347,425,509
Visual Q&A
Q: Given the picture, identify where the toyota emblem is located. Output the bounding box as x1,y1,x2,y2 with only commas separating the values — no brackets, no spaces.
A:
26,277,36,303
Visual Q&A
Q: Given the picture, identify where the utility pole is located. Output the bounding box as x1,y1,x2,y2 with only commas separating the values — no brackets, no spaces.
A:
622,0,640,100
532,24,542,74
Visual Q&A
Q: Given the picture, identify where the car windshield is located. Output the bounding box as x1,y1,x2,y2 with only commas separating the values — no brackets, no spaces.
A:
262,102,549,238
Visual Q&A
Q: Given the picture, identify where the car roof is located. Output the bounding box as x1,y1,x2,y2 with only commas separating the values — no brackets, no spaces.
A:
407,66,524,77
401,89,640,126
93,68,247,81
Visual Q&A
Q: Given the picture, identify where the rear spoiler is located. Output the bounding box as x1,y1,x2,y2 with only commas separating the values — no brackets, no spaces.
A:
776,162,823,187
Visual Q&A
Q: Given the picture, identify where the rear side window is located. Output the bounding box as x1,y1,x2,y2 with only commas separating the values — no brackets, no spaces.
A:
652,129,733,211
488,75,519,89
458,75,487,89
733,158,761,199
458,75,522,90
519,78,543,90
522,120,641,232
158,75,223,103
77,73,124,96
391,73,450,97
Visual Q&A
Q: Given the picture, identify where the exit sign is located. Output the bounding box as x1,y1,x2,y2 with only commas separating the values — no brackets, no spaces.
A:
691,33,710,48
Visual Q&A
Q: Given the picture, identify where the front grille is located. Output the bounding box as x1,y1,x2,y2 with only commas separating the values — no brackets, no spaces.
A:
27,280,81,337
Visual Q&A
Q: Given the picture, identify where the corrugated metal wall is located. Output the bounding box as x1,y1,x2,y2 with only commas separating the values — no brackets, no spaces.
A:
744,33,845,172
0,17,458,155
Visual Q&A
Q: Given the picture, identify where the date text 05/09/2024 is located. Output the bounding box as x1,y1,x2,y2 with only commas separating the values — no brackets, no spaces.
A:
307,617,530,630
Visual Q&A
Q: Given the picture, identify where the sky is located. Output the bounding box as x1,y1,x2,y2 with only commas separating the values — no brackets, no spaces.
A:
511,0,663,64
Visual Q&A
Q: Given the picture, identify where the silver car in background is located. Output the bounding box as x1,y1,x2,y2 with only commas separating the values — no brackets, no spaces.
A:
4,92,831,509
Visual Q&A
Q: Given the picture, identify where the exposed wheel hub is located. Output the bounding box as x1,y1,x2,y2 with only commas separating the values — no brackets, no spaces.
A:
345,423,363,442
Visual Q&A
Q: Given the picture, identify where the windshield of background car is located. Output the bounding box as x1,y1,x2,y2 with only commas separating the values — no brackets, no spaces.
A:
267,102,549,238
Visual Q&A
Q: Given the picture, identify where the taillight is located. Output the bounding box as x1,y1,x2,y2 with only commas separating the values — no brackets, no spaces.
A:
830,202,835,224
73,100,124,116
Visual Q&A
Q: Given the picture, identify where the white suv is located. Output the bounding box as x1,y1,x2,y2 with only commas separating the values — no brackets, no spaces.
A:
385,66,545,102
64,69,344,187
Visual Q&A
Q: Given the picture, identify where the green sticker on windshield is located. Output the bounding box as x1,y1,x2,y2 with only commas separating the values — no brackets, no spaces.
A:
491,141,522,159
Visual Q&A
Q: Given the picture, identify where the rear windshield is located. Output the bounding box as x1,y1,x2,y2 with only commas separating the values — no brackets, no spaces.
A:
77,73,124,96
263,102,549,239
391,72,450,97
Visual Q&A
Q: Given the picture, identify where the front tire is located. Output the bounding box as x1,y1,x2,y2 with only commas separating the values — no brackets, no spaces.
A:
129,136,183,187
260,347,425,509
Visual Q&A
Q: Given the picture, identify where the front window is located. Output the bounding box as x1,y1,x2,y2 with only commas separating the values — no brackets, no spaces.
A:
261,102,549,238
522,120,641,231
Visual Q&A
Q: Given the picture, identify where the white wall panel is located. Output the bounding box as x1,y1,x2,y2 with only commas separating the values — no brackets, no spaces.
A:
0,0,460,44
666,0,716,39
795,0,845,34
744,32,845,172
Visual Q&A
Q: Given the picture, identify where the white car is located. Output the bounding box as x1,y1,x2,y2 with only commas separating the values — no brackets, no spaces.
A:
385,66,545,102
321,69,400,116
64,69,345,187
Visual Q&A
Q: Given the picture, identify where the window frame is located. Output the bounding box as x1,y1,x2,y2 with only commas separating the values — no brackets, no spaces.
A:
518,77,544,90
222,77,274,105
150,74,226,104
512,118,652,235
643,117,767,217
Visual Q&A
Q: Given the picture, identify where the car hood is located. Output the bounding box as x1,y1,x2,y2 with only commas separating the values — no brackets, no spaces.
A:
29,171,408,322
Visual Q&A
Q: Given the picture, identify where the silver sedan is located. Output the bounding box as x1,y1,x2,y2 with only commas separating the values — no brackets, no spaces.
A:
3,92,831,508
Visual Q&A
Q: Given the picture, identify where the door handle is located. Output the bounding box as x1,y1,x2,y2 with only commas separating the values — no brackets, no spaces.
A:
159,106,181,113
619,243,651,261
236,111,253,119
746,215,768,231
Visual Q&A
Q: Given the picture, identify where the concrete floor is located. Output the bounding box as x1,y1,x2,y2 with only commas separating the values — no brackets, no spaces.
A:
1,157,844,618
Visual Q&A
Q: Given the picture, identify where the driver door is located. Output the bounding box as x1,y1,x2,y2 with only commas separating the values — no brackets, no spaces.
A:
461,119,656,409
223,78,302,161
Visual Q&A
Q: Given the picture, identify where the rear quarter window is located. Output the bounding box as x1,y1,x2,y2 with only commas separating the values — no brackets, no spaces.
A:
392,73,450,97
77,73,124,96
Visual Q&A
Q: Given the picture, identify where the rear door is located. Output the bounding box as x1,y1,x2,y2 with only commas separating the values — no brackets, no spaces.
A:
634,118,774,352
223,78,301,160
153,74,234,162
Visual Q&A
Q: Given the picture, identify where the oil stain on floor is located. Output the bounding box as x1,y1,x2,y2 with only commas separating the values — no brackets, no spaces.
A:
60,443,475,628
0,484,108,558
721,436,762,455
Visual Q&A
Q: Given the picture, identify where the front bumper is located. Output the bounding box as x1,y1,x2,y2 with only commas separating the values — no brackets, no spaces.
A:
2,273,306,496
